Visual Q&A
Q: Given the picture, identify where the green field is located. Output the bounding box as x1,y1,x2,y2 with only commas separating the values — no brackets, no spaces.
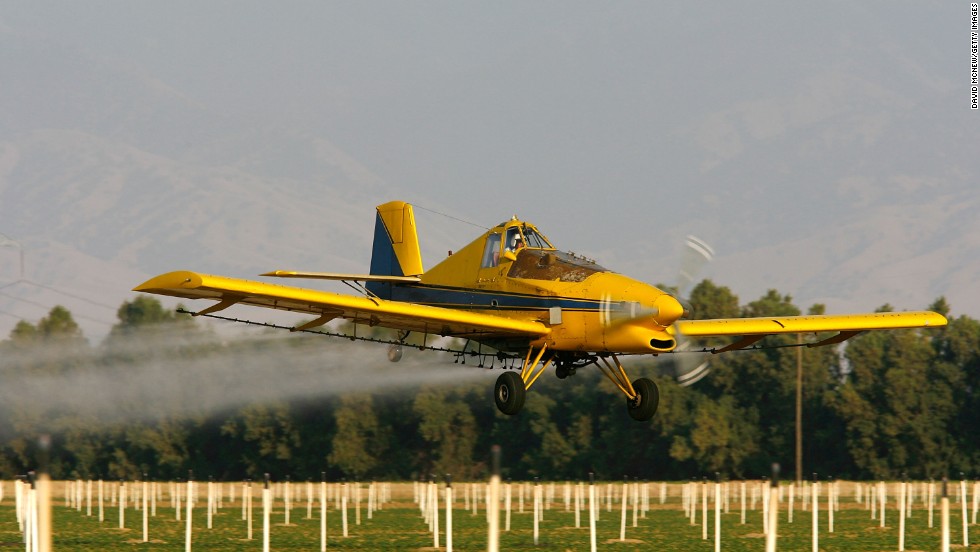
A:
0,482,974,551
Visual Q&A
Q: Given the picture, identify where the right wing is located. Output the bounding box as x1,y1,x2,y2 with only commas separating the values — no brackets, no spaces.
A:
673,311,947,353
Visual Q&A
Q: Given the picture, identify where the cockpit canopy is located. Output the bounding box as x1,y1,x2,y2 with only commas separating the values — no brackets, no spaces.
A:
482,221,554,269
479,220,608,282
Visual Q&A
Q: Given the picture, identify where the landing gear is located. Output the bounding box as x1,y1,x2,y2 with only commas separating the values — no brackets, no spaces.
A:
626,377,660,421
598,355,660,422
490,348,659,422
493,344,554,416
494,372,526,415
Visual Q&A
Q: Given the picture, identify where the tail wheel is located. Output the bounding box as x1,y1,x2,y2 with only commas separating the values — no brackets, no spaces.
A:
626,378,660,421
495,371,526,415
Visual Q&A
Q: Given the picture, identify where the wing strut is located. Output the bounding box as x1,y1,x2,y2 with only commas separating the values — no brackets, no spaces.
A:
291,313,340,332
713,335,768,354
192,297,242,317
807,330,863,348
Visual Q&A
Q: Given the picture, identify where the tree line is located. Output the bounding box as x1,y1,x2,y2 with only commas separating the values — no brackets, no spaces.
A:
0,281,976,483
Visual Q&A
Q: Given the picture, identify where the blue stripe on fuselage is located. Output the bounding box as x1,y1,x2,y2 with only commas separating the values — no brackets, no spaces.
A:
387,283,601,312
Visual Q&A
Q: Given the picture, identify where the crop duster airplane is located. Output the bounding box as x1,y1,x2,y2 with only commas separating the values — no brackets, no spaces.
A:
135,201,947,421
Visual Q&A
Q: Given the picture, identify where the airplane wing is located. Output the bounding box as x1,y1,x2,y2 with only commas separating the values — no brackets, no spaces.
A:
672,311,947,353
134,271,550,339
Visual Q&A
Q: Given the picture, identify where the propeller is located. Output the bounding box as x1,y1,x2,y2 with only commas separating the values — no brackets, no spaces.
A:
661,235,715,386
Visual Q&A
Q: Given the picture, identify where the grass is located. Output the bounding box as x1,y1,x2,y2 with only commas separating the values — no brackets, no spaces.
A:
0,482,975,551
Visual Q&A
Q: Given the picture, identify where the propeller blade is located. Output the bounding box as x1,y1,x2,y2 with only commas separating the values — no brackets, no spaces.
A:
677,235,714,297
661,235,715,385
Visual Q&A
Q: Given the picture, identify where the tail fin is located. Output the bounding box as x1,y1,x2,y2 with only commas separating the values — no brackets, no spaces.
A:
369,201,424,278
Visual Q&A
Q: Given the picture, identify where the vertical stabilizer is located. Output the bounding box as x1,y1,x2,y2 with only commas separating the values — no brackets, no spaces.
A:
369,201,424,278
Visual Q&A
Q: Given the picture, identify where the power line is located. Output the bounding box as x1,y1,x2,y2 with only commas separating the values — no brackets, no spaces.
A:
0,290,115,326
413,204,489,231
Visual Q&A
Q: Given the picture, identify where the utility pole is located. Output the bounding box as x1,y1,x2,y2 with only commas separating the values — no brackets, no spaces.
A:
795,333,803,484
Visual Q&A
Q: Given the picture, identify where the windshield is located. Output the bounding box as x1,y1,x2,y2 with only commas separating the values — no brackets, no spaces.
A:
521,226,552,249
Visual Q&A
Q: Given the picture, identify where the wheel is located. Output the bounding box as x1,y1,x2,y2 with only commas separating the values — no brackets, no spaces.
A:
494,371,526,415
626,377,660,421
387,344,403,362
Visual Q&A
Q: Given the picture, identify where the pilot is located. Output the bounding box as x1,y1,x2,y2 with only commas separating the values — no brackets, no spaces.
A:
508,234,524,253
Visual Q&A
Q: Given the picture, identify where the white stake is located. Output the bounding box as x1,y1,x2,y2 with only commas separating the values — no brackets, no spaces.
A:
961,478,969,548
762,481,769,535
262,476,270,552
941,478,950,552
828,480,835,533
185,477,193,552
765,466,780,552
355,482,361,526
788,483,794,523
247,481,254,541
98,480,104,523
632,480,638,528
285,477,291,527
880,481,886,528
714,479,721,552
740,481,746,525
433,482,440,550
811,479,818,552
533,479,540,546
701,479,708,541
505,482,512,532
207,479,213,530
488,446,501,552
692,482,698,527
142,478,148,543
308,481,314,520
899,480,906,551
119,481,126,530
320,475,327,552
871,483,877,520
446,478,453,552
588,474,597,552
619,478,628,541
341,482,349,538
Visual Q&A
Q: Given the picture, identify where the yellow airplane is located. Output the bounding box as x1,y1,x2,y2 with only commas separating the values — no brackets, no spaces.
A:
135,201,947,421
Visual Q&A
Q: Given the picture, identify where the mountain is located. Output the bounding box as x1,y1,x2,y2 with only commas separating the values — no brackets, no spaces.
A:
0,3,976,344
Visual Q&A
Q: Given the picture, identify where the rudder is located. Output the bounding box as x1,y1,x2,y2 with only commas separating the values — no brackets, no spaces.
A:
369,201,424,278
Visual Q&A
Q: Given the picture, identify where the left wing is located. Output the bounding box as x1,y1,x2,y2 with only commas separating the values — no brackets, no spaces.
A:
672,311,947,353
134,271,550,339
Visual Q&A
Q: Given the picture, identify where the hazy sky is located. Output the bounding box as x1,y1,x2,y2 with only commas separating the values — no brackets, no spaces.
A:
5,2,963,236
1,1,976,342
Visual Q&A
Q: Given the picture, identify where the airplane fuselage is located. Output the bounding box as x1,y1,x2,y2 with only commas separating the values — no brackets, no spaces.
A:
372,219,684,354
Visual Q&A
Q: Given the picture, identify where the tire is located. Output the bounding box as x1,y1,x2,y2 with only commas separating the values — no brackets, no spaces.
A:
495,371,526,415
626,377,660,421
